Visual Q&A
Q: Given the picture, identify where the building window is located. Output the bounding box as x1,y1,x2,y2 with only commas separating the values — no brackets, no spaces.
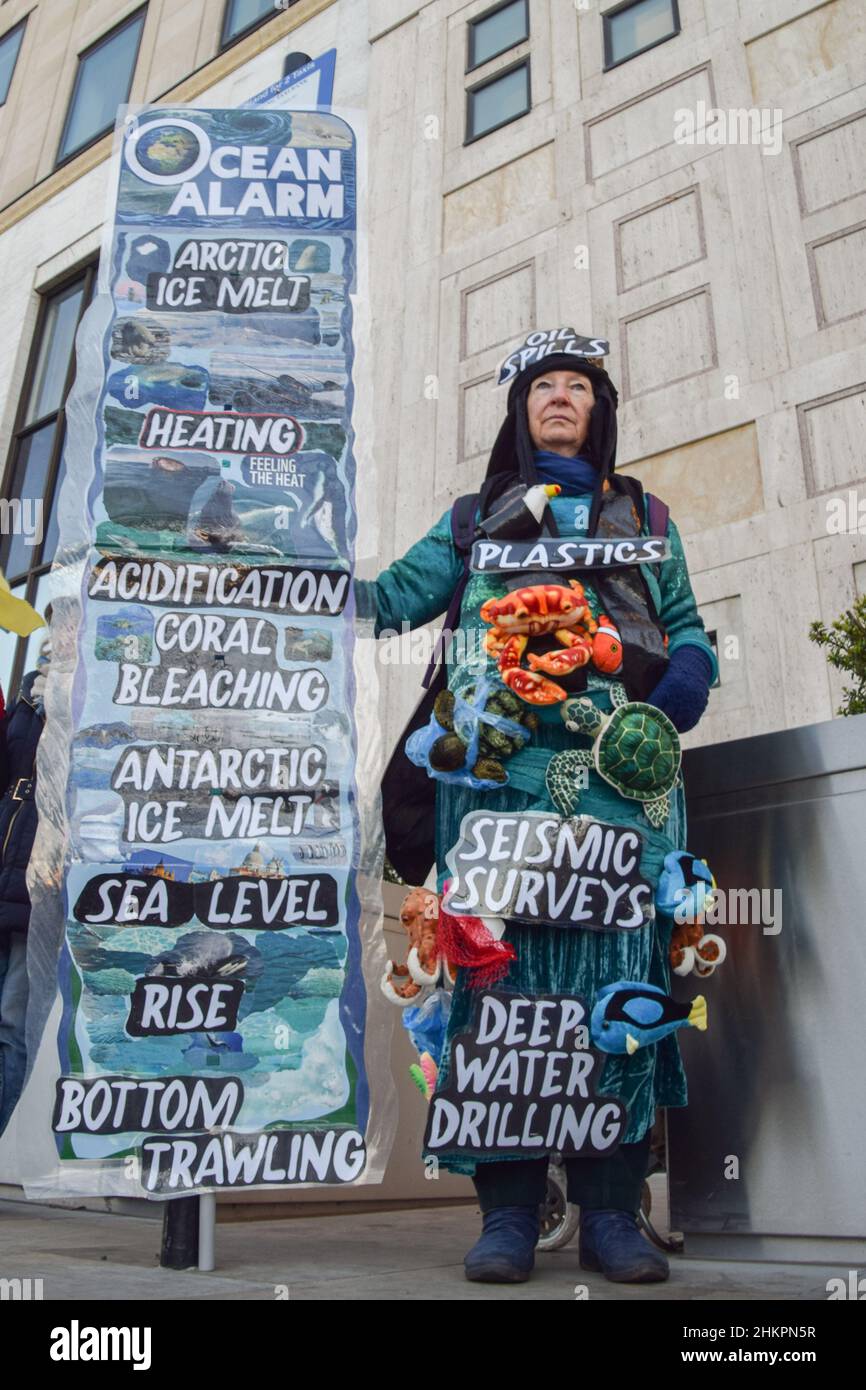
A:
221,0,290,50
56,8,146,166
603,0,680,71
0,266,97,696
0,18,25,106
468,0,529,72
466,59,531,143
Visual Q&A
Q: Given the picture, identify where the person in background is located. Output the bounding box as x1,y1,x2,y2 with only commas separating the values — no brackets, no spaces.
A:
0,581,46,1138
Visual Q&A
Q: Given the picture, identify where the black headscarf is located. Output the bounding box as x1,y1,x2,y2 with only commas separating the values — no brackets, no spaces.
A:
482,354,620,536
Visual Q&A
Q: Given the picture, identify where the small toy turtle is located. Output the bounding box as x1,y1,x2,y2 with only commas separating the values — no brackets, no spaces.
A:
547,681,681,828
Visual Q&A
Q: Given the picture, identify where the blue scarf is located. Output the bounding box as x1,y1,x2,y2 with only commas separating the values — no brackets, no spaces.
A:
533,450,598,496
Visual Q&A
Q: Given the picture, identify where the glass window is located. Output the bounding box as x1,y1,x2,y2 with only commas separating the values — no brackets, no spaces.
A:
1,425,54,581
0,19,25,106
56,8,146,165
467,61,530,142
222,0,287,49
0,267,96,698
25,281,86,426
604,0,679,69
468,0,528,71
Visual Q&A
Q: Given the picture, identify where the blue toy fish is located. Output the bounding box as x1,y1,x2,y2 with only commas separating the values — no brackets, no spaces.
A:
591,980,707,1055
655,850,716,921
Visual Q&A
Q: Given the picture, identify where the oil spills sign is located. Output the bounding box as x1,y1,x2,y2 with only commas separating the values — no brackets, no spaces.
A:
35,103,383,1196
424,993,627,1157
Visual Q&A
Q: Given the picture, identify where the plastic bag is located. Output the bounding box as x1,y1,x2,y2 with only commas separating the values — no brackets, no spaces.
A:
401,988,452,1067
405,675,528,791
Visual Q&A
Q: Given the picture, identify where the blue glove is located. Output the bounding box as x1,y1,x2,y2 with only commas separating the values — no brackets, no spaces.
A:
646,645,713,734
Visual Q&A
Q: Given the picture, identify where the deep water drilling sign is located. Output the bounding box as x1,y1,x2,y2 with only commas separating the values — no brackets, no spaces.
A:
424,993,627,1157
49,107,377,1194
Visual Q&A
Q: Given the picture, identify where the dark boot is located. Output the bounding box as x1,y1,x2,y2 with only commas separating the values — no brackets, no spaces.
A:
464,1205,540,1283
579,1208,669,1283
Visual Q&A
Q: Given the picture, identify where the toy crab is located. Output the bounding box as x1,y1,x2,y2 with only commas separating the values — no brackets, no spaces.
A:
480,581,622,704
669,920,727,978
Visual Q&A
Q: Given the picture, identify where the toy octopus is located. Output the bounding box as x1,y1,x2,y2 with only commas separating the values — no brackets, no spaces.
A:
381,887,450,1004
480,580,622,704
381,886,512,1005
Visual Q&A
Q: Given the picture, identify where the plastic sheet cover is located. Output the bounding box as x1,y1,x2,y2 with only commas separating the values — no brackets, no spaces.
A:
23,103,397,1199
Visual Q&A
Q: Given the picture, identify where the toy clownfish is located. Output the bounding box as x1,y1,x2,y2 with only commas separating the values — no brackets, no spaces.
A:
591,613,623,675
591,980,707,1055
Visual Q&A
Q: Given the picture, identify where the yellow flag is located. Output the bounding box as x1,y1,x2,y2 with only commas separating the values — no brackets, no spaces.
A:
0,571,45,637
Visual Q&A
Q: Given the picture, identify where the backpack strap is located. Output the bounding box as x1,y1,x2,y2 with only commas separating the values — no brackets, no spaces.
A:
646,491,670,538
421,493,479,690
450,491,479,552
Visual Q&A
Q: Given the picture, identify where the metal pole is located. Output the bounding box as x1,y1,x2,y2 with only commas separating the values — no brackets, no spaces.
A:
198,1191,216,1272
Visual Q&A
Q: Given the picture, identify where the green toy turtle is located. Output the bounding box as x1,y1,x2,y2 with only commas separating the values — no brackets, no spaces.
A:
546,681,682,828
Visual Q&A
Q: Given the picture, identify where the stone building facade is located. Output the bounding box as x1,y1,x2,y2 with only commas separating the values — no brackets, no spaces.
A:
0,0,864,748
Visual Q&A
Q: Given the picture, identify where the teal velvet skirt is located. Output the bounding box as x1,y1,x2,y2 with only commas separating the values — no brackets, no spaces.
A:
427,694,689,1178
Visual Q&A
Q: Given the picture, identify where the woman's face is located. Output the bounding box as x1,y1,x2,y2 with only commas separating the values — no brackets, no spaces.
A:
526,370,595,457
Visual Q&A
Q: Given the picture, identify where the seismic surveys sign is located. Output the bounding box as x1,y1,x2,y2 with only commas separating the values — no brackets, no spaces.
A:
38,105,389,1196
443,811,654,931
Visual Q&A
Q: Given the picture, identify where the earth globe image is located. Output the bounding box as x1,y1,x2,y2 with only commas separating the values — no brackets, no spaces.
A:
136,126,200,177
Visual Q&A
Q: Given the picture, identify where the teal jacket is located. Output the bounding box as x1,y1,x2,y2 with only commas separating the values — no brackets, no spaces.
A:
359,492,716,1166
358,494,717,679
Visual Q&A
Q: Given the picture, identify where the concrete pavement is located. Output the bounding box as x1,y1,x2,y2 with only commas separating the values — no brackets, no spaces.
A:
0,1197,846,1301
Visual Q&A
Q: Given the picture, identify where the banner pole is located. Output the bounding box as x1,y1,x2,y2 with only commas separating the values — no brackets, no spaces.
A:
198,1192,216,1272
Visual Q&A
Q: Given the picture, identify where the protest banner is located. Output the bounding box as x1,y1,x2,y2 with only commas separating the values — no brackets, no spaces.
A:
25,102,394,1198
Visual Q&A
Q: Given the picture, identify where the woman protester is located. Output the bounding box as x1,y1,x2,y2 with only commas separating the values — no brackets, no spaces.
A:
357,330,716,1284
